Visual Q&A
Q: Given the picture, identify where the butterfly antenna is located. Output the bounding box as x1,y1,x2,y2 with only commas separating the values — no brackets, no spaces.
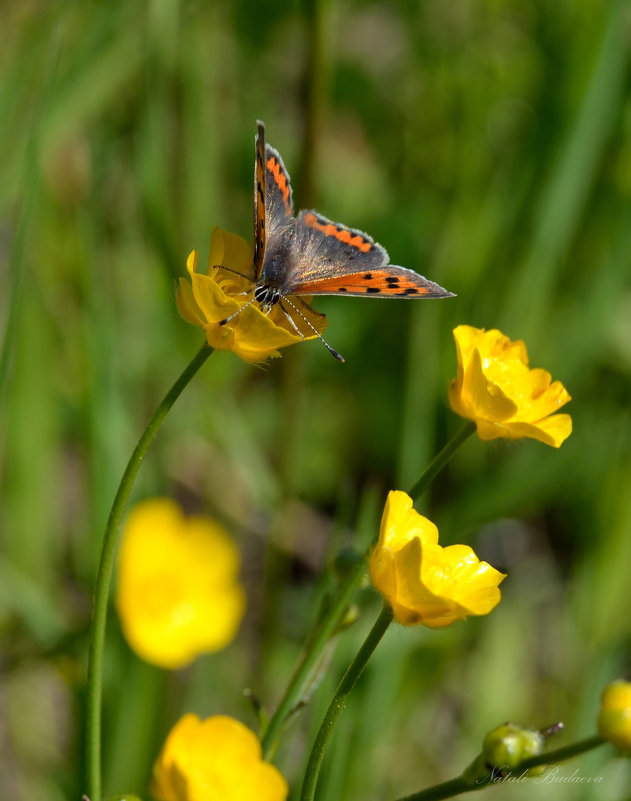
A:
211,264,251,280
280,297,345,362
218,295,257,326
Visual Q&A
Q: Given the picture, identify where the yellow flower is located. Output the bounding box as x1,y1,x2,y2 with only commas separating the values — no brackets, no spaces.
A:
177,227,327,362
115,499,246,669
597,680,631,750
369,491,505,627
448,325,572,447
152,714,288,801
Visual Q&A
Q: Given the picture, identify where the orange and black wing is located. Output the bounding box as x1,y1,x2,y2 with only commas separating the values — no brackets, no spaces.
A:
286,210,453,298
264,142,294,231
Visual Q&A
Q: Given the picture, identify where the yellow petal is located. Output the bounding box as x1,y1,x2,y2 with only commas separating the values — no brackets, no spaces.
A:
460,347,519,422
393,537,464,626
440,544,506,614
368,542,397,598
378,490,439,551
208,226,254,280
186,249,199,277
176,277,206,327
448,325,572,448
503,413,573,448
190,272,241,324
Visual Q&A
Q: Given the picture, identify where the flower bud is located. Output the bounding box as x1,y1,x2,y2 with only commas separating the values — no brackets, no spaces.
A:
330,547,363,583
482,723,544,771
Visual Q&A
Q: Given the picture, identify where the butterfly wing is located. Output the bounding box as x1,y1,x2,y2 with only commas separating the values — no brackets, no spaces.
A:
255,134,296,289
254,122,294,280
285,210,453,298
264,142,294,231
253,121,267,280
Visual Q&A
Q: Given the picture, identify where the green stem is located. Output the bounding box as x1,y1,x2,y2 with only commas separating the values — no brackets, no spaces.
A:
261,420,475,758
397,777,474,801
85,343,213,801
514,735,605,772
395,736,606,801
300,604,393,801
261,554,367,758
407,420,476,501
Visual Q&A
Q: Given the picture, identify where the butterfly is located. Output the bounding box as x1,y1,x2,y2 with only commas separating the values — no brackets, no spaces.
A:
220,121,454,361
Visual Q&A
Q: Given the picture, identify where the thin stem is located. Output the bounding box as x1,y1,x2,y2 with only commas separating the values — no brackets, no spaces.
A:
397,777,474,801
300,604,393,801
395,735,606,801
261,554,367,758
407,420,476,501
262,420,475,757
85,343,213,801
514,735,605,771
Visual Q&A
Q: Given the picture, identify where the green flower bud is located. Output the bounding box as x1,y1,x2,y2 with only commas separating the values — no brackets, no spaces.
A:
482,722,544,771
330,547,363,583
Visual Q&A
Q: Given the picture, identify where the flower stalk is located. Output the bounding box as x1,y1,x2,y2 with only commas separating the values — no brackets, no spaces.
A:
407,420,476,501
260,553,367,758
300,603,394,801
85,343,213,801
394,735,606,801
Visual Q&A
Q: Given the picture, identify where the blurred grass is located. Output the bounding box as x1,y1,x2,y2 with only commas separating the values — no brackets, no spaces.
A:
1,1,631,800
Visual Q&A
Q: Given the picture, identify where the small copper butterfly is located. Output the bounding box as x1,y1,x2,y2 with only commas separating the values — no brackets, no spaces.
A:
220,121,454,361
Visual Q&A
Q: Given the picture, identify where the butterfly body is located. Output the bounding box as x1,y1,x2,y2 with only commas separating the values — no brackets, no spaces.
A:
221,121,454,360
256,222,296,302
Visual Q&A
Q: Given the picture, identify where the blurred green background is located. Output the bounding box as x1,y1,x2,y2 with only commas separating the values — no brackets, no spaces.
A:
1,0,631,799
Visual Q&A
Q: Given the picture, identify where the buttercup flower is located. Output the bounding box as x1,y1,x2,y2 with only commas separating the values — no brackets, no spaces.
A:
115,499,246,669
152,714,288,801
597,680,631,750
369,491,505,627
448,325,572,447
177,227,327,362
